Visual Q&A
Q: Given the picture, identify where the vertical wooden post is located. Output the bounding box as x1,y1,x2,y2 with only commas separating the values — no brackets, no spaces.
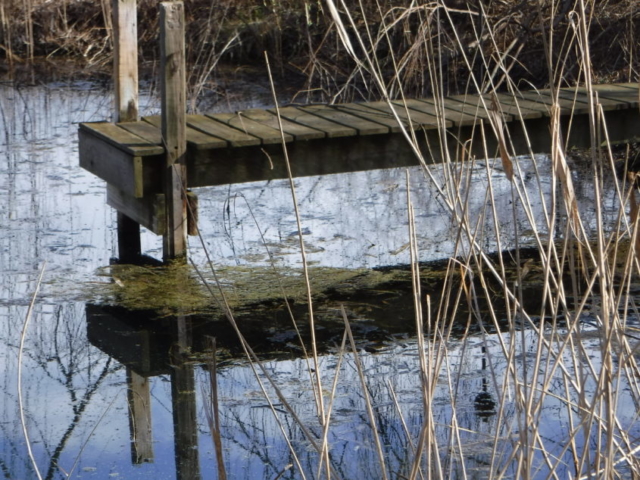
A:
114,0,142,262
114,0,139,122
160,1,188,261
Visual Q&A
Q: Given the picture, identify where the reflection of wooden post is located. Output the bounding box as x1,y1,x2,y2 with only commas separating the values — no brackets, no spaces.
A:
114,0,142,262
127,368,154,463
160,1,187,260
170,317,201,480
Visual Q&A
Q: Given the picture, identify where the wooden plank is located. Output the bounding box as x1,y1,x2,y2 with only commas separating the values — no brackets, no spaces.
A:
160,1,188,260
514,89,591,115
447,93,544,120
118,121,163,144
483,92,554,117
361,101,445,129
107,184,166,235
555,88,627,112
188,114,260,147
606,82,639,91
269,106,357,138
144,116,227,149
188,133,430,187
238,109,325,141
587,84,639,109
335,103,410,133
113,0,138,122
79,122,164,156
298,104,390,135
207,112,293,144
411,98,499,126
108,188,197,236
79,129,163,198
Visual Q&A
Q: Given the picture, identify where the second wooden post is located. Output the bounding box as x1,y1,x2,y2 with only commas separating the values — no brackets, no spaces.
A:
160,1,187,260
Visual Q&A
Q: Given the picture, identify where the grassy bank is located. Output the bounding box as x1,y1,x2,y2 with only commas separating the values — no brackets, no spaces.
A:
1,0,638,100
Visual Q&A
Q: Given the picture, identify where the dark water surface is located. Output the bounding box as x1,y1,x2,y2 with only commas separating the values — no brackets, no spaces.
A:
1,82,639,479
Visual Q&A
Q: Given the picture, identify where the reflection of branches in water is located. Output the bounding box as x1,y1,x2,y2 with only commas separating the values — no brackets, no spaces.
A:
0,459,11,479
223,407,299,479
44,356,120,480
27,306,115,405
0,421,35,479
13,304,122,480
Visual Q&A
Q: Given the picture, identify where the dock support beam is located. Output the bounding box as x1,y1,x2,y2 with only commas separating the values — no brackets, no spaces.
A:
114,0,142,262
160,1,188,261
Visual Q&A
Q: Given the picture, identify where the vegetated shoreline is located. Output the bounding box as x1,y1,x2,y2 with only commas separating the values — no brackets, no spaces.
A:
1,0,638,100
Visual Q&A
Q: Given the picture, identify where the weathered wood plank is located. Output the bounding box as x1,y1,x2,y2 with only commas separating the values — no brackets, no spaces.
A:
335,103,410,133
207,112,293,144
412,98,502,126
143,116,227,150
107,184,166,235
79,122,164,156
447,93,544,120
188,114,260,147
587,84,639,109
160,1,188,260
361,101,445,129
483,93,554,117
298,104,390,135
269,106,357,138
555,88,626,111
118,121,163,145
238,109,325,141
515,89,591,115
606,83,638,92
187,132,433,187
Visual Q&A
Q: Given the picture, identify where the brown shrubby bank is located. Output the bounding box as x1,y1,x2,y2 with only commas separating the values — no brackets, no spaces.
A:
1,0,638,99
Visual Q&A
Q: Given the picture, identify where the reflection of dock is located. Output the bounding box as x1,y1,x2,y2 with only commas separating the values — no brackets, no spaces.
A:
77,1,640,261
79,81,640,259
87,305,201,478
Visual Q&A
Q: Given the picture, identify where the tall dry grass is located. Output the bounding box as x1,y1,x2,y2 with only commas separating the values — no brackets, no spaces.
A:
186,0,640,479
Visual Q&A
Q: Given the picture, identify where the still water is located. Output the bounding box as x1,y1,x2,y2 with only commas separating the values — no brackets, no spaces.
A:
1,81,639,479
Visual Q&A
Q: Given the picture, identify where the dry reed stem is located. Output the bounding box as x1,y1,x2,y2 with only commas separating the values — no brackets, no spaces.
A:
18,262,46,480
203,337,227,480
341,305,389,480
265,51,326,424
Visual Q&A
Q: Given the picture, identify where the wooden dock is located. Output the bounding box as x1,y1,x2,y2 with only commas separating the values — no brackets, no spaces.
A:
79,84,639,227
81,83,640,189
78,1,640,261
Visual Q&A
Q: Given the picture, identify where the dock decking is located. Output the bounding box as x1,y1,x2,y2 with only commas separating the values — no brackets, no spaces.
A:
79,83,640,236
